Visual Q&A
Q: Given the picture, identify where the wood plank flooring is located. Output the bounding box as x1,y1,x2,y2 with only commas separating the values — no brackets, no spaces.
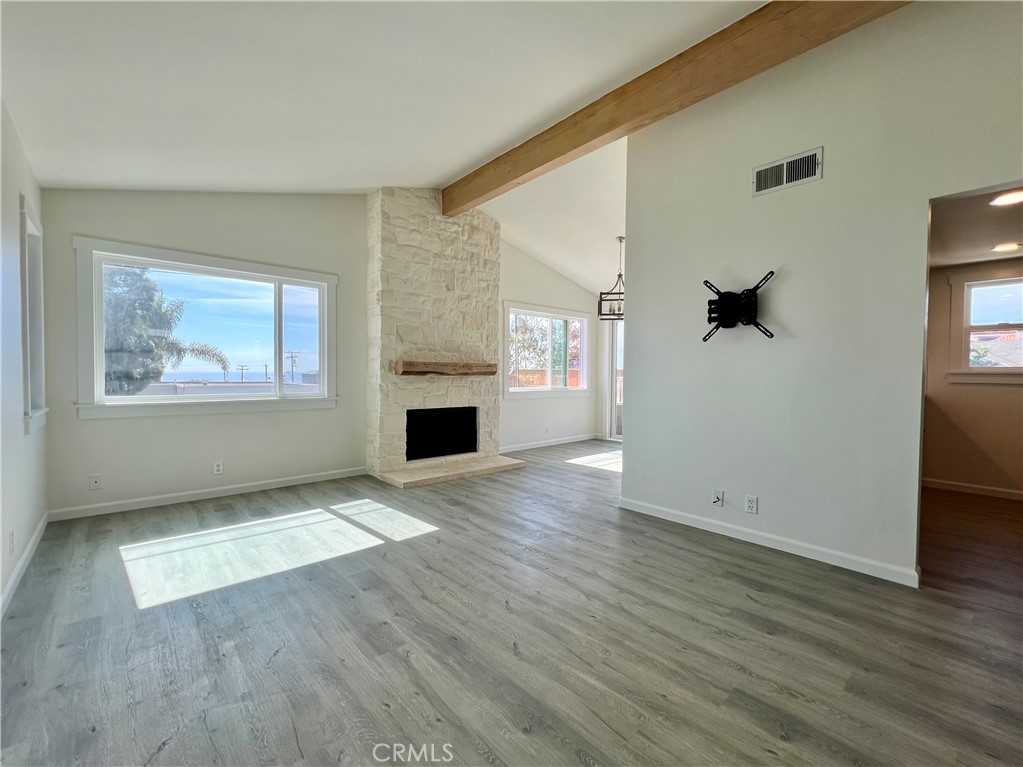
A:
2,441,1020,766
918,487,1022,617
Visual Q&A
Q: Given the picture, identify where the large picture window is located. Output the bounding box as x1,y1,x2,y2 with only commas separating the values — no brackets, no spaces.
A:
75,238,337,417
506,304,589,394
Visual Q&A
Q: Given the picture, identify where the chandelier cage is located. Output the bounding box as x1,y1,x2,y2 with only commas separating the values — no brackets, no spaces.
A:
598,235,626,321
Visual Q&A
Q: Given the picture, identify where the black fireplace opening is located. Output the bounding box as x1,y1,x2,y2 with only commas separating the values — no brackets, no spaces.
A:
406,406,478,462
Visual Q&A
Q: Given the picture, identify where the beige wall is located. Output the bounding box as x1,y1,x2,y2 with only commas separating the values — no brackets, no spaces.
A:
623,2,1022,586
1,104,46,602
924,259,1023,496
42,190,369,517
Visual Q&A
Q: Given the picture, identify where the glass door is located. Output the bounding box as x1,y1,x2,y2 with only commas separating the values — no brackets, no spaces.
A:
610,320,624,440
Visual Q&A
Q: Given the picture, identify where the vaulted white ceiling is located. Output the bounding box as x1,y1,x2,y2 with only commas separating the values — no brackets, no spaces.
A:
482,138,627,294
2,1,763,283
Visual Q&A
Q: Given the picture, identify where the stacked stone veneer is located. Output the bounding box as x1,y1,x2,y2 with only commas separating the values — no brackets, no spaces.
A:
366,188,501,476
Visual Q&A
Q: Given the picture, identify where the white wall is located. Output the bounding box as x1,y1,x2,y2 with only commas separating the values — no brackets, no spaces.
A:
42,190,368,516
1,104,46,598
623,2,1022,586
924,259,1023,498
499,240,602,451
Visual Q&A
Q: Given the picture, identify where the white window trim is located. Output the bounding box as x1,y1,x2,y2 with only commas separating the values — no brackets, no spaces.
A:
20,195,47,434
945,263,1023,385
74,236,339,417
607,319,623,441
504,300,592,398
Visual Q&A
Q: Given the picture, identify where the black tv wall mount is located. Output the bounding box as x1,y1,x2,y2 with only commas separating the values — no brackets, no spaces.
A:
702,271,775,342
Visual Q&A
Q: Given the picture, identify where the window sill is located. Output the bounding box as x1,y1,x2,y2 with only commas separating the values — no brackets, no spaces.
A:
23,407,48,435
77,397,338,419
946,370,1023,385
505,388,593,400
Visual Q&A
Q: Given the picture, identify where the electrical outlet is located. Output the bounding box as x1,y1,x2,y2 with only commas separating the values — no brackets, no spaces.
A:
213,461,224,475
745,495,758,514
88,474,102,491
9,532,14,556
544,425,550,435
712,489,724,507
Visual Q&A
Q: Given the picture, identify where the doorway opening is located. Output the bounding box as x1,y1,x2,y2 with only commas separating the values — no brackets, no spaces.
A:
920,181,1022,607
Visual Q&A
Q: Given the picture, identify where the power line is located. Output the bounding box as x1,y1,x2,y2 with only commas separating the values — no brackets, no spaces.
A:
236,364,249,382
285,351,300,384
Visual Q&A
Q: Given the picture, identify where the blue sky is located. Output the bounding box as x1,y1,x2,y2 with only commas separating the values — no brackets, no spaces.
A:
152,268,319,381
971,282,1023,325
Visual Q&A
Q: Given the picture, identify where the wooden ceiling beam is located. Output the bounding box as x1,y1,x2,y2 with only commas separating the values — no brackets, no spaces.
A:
441,1,909,217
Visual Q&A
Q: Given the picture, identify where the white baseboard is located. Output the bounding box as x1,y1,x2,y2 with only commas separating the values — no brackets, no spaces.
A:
48,467,367,522
921,478,1023,501
500,434,601,453
2,512,48,616
618,496,920,588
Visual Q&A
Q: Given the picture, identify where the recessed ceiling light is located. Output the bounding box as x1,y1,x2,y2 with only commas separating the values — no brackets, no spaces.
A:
992,242,1022,252
990,190,1023,206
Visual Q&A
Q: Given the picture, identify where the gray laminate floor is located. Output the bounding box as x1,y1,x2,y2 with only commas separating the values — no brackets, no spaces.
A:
2,441,1020,766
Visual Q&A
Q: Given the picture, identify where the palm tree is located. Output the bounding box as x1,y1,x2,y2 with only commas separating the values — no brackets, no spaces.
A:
104,266,230,395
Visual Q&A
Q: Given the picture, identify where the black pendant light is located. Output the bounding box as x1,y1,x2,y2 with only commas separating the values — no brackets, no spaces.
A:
598,235,625,320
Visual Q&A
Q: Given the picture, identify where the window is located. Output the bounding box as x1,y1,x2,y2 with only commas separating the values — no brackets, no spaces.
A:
965,278,1022,368
75,237,337,417
506,303,589,394
944,264,1023,385
20,195,46,433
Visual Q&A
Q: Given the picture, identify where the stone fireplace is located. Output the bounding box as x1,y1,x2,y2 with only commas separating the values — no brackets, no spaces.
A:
366,188,523,486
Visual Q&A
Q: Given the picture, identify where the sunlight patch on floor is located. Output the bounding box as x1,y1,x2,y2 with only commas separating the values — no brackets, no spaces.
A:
566,450,623,472
330,499,439,541
120,510,384,609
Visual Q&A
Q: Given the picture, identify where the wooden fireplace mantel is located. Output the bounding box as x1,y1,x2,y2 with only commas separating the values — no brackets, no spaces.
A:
394,360,498,377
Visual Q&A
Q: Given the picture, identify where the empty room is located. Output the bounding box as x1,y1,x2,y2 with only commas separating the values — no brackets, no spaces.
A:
2,2,1021,766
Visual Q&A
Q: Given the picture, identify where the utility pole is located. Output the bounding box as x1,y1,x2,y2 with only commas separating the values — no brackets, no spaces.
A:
285,350,300,384
236,364,249,382
264,363,270,382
